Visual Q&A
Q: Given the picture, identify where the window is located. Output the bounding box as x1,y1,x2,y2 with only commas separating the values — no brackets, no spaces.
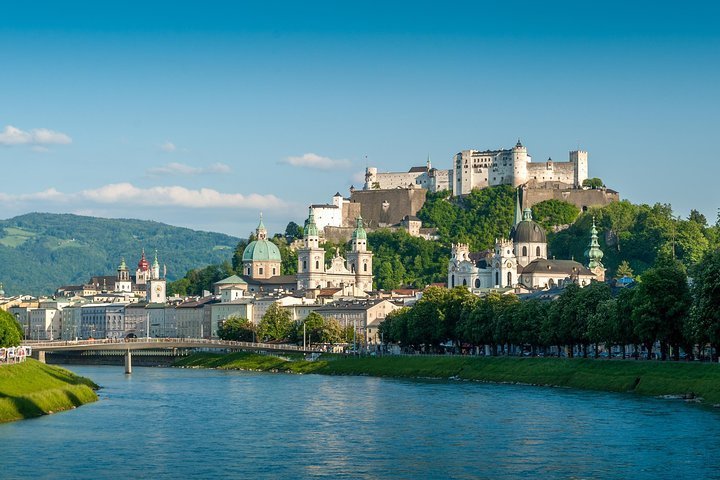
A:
536,246,541,257
507,272,512,287
451,275,455,288
272,268,276,275
474,279,481,288
303,260,307,270
363,264,367,272
462,279,467,286
315,260,320,269
259,267,264,275
522,246,527,256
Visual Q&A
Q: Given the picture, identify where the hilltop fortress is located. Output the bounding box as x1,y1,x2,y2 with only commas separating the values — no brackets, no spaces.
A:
364,140,587,193
309,140,618,241
362,140,618,213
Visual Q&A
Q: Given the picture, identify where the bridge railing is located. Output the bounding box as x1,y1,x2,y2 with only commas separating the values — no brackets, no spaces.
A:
25,338,318,352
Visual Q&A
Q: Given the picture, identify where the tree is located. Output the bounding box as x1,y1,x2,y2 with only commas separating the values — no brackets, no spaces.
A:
295,312,342,345
615,288,639,358
218,316,255,342
582,177,604,189
0,310,23,347
531,200,580,230
688,209,707,227
586,298,618,358
689,249,720,361
257,303,292,341
284,221,304,242
615,260,634,279
632,259,691,360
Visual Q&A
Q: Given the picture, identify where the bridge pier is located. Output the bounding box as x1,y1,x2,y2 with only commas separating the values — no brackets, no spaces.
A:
33,350,46,364
124,350,132,374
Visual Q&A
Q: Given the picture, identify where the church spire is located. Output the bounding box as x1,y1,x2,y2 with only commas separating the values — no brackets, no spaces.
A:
585,217,604,269
256,213,267,240
304,207,318,238
514,188,522,227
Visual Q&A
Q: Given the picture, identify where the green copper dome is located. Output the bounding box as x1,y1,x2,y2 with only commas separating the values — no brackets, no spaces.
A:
242,239,282,262
585,217,604,268
304,207,319,237
352,216,367,241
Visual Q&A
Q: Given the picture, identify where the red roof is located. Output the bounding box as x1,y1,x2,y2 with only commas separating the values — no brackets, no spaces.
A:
137,251,150,271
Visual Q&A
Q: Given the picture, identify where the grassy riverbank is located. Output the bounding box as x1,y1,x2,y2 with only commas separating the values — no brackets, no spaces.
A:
0,359,99,423
175,352,720,405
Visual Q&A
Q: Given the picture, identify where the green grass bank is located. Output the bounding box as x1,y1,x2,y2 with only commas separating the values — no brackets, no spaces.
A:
0,359,99,423
175,352,720,405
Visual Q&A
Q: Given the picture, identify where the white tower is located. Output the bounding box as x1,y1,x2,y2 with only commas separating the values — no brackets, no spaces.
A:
297,207,326,290
492,238,518,288
346,216,373,293
114,258,132,293
570,150,589,187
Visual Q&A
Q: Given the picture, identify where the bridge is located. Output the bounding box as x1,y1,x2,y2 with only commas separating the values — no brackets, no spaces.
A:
27,338,321,374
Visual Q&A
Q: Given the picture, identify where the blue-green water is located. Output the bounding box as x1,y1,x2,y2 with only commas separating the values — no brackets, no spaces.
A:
1,365,719,479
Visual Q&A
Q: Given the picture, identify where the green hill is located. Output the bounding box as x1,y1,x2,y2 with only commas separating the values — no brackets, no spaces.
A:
0,213,240,295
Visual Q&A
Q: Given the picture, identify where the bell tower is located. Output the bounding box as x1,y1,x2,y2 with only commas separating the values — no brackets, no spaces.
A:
346,216,373,293
297,207,326,290
115,258,132,292
492,238,517,288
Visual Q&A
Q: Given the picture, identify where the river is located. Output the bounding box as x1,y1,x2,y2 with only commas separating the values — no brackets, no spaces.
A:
1,365,719,479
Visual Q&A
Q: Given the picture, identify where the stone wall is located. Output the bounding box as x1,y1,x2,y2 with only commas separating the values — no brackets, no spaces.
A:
523,187,620,212
350,188,428,228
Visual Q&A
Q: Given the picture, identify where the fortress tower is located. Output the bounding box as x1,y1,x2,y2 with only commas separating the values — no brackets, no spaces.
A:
570,150,589,187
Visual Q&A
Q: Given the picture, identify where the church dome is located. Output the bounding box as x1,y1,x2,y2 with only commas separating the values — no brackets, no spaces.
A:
511,208,547,244
137,251,150,271
242,239,281,263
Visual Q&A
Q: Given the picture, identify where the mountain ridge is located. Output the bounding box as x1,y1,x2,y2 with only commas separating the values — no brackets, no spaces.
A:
0,212,241,295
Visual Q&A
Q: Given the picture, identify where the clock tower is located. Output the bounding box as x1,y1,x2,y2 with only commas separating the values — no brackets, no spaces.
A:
147,278,167,304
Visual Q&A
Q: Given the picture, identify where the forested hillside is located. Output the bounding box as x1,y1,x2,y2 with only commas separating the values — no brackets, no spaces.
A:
168,187,719,294
0,213,240,295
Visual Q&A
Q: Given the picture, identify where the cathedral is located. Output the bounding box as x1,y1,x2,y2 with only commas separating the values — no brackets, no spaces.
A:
296,208,373,295
448,193,603,291
238,211,374,296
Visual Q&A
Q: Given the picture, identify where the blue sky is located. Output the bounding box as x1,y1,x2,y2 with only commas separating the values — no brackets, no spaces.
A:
1,1,718,237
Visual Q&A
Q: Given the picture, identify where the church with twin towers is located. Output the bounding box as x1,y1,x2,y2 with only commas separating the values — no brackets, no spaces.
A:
240,210,373,296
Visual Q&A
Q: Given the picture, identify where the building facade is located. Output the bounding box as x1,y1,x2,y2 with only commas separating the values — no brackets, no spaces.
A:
453,141,589,196
448,196,600,291
296,209,373,295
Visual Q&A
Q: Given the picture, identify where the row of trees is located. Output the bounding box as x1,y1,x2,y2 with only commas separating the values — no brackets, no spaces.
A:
380,251,720,361
218,305,355,346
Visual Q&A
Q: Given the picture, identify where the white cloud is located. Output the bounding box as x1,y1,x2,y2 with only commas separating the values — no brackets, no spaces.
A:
282,153,351,170
351,170,366,185
0,125,72,146
146,162,232,176
159,141,177,152
0,183,286,210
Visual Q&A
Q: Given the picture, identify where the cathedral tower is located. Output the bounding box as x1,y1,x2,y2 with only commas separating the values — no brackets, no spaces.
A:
297,207,326,290
346,216,373,293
